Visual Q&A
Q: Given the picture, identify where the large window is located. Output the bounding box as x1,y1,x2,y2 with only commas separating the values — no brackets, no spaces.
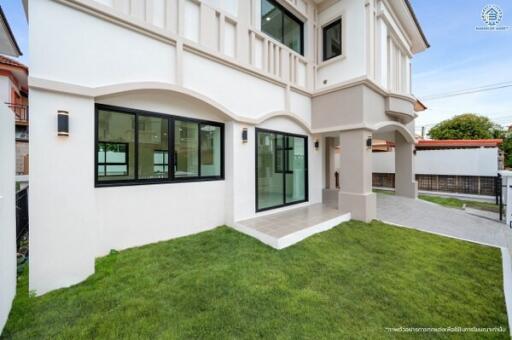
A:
261,0,304,55
323,19,342,61
95,104,224,186
256,128,307,211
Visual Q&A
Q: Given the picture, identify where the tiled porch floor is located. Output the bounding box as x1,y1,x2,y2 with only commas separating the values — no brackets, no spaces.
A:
234,204,351,249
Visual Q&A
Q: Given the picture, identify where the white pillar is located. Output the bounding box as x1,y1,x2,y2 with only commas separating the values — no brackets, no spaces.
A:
339,129,376,222
395,132,418,198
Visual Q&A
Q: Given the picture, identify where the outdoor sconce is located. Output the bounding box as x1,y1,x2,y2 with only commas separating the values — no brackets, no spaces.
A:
57,111,69,136
314,140,319,150
366,136,372,149
242,128,248,143
413,149,417,156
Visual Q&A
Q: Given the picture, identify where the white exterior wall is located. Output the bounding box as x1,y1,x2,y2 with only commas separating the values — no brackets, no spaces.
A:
316,0,366,89
31,0,176,87
0,77,11,103
0,103,16,332
373,148,500,177
373,0,413,94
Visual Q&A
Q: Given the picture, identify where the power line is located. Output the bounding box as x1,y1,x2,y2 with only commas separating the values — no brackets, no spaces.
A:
420,81,512,100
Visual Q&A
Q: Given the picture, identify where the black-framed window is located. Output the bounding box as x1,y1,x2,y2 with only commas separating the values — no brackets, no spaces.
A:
323,19,342,61
95,104,224,187
261,0,304,55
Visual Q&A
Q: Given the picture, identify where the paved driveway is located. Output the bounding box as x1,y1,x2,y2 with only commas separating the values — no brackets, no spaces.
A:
377,194,507,247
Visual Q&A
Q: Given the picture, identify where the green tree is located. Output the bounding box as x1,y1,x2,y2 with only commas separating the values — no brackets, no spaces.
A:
501,134,512,168
428,113,502,140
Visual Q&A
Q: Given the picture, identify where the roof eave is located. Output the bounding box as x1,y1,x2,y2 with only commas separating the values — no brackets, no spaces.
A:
404,0,430,52
0,6,22,57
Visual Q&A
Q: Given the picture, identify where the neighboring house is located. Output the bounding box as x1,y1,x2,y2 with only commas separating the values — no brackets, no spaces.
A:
373,139,503,197
0,56,29,177
28,0,429,294
0,5,21,334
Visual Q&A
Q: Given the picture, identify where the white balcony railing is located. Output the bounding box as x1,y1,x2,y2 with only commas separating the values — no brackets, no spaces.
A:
90,0,311,90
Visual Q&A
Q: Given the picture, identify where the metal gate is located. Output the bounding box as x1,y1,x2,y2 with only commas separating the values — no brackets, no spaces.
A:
16,186,29,246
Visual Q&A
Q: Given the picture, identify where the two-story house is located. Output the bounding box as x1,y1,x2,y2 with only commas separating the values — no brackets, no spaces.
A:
28,0,428,294
0,56,29,178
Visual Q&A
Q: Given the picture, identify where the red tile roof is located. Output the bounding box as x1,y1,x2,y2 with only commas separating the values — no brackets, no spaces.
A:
0,55,27,71
416,139,502,149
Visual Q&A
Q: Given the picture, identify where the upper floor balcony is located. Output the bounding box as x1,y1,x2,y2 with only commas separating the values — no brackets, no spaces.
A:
7,102,29,126
70,0,426,98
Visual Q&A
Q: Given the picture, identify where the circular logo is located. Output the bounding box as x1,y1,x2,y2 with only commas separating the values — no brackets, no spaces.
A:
481,4,503,26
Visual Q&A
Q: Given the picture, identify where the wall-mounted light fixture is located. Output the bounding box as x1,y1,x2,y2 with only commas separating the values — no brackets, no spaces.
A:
314,139,319,150
366,136,372,149
57,110,69,136
242,128,248,143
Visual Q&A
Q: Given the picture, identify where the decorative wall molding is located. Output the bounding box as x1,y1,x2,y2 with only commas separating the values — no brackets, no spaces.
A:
29,77,314,132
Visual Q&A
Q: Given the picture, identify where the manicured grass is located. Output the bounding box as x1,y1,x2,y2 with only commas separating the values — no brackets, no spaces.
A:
2,222,508,339
419,194,500,213
374,189,500,213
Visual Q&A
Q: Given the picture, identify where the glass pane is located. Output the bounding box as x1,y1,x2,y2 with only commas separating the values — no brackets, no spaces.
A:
275,134,284,173
324,20,341,60
283,15,302,54
106,144,127,163
98,143,106,163
97,110,135,181
261,0,283,42
257,131,284,210
285,136,306,204
175,120,199,178
200,124,221,177
138,115,169,180
98,165,105,177
106,165,128,176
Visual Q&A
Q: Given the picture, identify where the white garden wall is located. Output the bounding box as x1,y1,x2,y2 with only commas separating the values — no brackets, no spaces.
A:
0,103,16,333
373,148,500,177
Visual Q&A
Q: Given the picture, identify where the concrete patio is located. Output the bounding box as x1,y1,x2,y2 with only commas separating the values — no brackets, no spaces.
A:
234,204,351,249
377,193,507,247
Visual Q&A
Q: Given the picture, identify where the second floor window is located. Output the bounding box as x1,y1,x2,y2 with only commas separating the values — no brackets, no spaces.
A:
261,0,303,55
323,19,342,61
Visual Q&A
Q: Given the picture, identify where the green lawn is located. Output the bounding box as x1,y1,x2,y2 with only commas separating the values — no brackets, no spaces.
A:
419,194,500,213
2,222,508,339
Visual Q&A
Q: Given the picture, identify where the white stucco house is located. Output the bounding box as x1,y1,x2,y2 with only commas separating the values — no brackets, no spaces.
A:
28,0,429,295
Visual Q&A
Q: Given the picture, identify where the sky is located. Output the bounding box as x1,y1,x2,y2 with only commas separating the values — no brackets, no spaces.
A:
1,0,512,135
410,0,512,134
1,0,27,63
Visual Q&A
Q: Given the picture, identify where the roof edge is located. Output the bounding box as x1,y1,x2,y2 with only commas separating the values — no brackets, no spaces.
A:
404,0,430,49
0,6,22,56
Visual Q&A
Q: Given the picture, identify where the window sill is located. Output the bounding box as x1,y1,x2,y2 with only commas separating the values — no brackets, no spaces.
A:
317,54,346,70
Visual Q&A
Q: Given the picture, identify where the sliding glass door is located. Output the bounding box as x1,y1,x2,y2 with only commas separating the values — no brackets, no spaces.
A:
256,128,308,211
